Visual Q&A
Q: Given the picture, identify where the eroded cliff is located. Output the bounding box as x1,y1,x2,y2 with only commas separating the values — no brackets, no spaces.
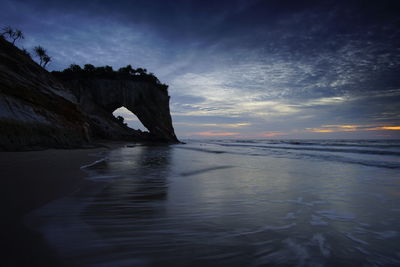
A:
0,38,178,151
0,38,90,150
57,78,178,143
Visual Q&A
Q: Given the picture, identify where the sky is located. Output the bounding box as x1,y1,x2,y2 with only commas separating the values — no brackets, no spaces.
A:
1,0,400,139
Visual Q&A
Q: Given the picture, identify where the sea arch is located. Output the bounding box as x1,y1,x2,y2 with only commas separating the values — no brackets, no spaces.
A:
68,79,178,142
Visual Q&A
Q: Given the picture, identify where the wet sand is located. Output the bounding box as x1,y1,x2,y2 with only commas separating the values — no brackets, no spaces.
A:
25,140,400,266
0,145,118,266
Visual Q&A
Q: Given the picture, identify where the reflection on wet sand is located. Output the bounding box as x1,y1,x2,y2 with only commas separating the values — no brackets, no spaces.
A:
84,145,172,219
27,141,400,266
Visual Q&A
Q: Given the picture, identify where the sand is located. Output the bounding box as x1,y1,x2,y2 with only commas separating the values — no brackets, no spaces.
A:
0,145,119,266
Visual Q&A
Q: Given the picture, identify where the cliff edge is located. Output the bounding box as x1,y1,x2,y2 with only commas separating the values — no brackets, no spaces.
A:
0,38,178,151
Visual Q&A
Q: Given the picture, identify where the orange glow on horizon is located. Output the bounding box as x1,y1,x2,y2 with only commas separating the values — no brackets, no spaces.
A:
181,124,400,138
307,124,400,133
307,129,336,133
321,125,360,128
380,126,400,130
259,131,286,137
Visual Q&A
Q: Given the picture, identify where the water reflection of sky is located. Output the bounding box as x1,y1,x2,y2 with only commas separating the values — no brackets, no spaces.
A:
28,143,400,265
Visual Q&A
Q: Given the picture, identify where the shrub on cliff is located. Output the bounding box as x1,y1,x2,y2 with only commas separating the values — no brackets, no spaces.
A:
84,64,96,72
115,116,128,127
53,64,169,93
118,64,134,75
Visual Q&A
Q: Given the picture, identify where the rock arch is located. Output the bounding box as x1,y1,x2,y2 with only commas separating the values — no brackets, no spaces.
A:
66,79,178,142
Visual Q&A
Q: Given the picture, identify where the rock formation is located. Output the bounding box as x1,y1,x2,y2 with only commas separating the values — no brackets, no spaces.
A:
58,78,178,143
0,38,178,151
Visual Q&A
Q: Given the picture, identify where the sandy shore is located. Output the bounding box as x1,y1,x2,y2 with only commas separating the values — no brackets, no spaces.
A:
0,144,125,266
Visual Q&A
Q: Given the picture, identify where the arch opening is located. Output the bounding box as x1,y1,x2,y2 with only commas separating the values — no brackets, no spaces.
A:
112,106,148,132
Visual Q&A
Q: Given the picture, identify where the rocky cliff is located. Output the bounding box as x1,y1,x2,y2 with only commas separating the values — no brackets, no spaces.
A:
57,78,178,143
0,38,90,150
0,38,178,151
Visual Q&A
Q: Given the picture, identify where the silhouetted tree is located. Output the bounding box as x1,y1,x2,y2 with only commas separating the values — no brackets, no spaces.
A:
118,64,134,75
69,64,82,72
1,26,13,39
52,64,169,93
34,46,46,65
1,27,24,44
84,64,95,72
116,116,124,123
11,29,24,44
136,68,147,75
104,65,113,73
115,116,128,127
33,46,51,68
42,55,51,69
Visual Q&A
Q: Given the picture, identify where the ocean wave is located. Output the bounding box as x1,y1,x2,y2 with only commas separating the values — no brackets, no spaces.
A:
231,223,297,237
177,144,400,169
80,158,108,169
215,143,400,156
208,139,400,148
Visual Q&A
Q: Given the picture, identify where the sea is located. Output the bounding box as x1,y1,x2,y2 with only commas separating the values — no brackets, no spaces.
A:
26,139,400,266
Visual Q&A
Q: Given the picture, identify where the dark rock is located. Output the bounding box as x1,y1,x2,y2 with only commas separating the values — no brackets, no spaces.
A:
0,38,178,151
60,78,178,143
0,38,89,150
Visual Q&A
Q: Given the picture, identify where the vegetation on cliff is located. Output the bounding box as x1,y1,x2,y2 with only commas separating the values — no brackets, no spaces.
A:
1,26,24,44
1,26,52,69
52,64,169,93
33,46,52,68
1,25,166,92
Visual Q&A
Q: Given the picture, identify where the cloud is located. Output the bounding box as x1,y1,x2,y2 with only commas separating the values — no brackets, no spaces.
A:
2,0,399,138
256,131,287,138
186,131,240,137
175,122,252,128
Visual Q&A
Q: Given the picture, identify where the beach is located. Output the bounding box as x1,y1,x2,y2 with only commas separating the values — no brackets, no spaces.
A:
18,139,400,266
0,146,114,266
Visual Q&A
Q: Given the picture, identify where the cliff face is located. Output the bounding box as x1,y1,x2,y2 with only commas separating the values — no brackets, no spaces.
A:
0,38,178,151
0,38,89,150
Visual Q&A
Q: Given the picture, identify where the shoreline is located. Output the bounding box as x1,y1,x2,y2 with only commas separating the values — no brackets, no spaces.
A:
0,142,127,266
